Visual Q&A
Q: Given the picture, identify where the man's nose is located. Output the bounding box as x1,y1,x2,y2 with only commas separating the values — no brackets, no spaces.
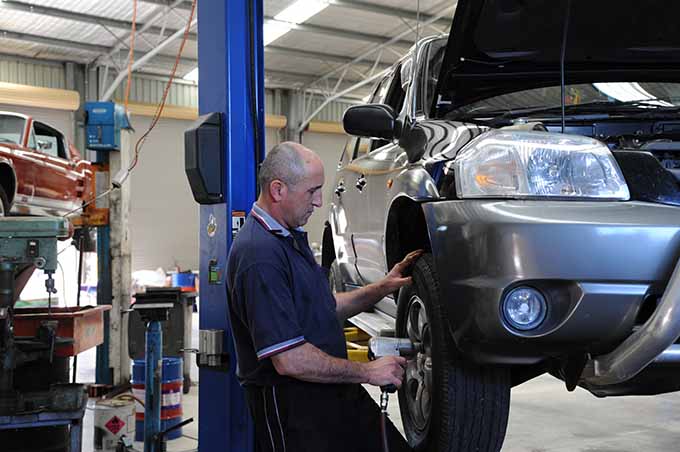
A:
312,191,322,208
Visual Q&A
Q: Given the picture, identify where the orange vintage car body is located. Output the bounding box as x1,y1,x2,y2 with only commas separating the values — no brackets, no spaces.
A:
0,111,93,216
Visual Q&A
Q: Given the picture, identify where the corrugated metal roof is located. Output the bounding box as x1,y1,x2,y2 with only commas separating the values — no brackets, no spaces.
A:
0,0,455,120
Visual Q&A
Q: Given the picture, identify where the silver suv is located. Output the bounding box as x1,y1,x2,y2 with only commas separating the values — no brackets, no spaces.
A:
322,1,680,451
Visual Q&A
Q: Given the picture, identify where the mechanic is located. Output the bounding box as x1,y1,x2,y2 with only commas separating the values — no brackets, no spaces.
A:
227,141,420,452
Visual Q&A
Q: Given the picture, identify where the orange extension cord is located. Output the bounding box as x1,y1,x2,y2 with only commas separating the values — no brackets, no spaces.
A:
128,0,197,173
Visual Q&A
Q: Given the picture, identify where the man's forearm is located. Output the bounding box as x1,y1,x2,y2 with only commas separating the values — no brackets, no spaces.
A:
271,343,367,384
335,281,389,322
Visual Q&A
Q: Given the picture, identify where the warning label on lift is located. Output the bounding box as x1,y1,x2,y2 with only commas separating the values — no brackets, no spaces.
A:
105,415,126,435
232,211,246,240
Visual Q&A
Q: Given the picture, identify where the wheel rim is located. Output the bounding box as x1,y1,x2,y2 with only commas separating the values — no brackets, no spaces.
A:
404,294,433,433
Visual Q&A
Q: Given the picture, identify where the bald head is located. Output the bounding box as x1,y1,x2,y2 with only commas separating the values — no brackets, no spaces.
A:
257,142,325,229
258,142,322,194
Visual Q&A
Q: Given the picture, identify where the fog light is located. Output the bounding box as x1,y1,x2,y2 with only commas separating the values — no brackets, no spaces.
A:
503,287,547,331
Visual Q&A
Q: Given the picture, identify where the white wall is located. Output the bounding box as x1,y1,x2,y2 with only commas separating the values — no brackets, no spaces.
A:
0,104,74,142
128,116,198,272
127,119,284,272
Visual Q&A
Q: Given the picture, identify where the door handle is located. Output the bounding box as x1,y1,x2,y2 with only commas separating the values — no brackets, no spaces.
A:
355,175,367,191
335,181,346,196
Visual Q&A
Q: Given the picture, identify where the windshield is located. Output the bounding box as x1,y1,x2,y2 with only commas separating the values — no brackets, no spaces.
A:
0,115,25,145
448,82,680,118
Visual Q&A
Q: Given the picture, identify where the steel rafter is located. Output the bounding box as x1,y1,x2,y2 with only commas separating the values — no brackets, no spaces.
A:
0,0,197,41
329,0,451,29
264,17,413,48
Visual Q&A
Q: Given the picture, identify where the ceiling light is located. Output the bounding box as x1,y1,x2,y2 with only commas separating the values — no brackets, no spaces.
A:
183,67,199,83
275,0,329,24
593,82,673,106
264,21,293,46
263,0,329,46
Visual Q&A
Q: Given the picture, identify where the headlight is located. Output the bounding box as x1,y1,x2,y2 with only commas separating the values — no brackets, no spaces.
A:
453,130,630,200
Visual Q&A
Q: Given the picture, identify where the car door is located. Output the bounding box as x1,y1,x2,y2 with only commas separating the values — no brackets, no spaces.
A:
350,64,409,285
32,121,81,213
332,74,394,287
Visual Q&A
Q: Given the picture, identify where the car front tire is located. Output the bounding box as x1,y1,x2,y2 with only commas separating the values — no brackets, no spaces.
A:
396,253,511,452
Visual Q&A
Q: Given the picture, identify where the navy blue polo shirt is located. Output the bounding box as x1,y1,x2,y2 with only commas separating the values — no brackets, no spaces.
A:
226,203,347,386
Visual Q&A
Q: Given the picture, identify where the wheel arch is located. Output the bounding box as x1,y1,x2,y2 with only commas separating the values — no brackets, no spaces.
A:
321,220,336,269
385,196,432,272
0,160,17,206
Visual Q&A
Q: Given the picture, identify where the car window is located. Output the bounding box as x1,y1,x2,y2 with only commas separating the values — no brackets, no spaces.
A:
0,115,25,145
27,127,36,149
369,64,407,152
34,121,67,159
421,39,447,117
347,74,394,161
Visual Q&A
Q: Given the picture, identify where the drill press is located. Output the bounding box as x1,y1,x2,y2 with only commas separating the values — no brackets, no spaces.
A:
0,217,107,452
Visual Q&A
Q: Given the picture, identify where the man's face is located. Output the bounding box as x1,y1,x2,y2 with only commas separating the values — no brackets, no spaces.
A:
281,159,324,229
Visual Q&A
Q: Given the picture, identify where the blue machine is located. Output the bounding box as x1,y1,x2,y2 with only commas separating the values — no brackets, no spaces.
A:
187,0,264,450
84,101,132,151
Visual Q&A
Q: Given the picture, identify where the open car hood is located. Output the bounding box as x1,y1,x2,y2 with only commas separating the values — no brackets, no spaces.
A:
434,0,680,114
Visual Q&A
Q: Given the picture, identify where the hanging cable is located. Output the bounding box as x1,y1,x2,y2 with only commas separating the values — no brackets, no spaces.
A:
63,0,197,218
127,0,197,174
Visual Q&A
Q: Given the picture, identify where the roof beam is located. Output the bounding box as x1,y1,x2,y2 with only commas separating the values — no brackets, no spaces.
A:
329,0,452,29
0,28,110,53
265,69,363,85
264,17,412,48
265,45,392,70
140,0,193,10
0,0,197,41
0,28,197,66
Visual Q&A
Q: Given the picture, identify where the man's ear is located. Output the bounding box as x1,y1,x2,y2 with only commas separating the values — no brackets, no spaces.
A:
269,179,287,202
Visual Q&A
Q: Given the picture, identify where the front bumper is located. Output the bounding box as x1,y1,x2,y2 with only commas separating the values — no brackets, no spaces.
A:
422,200,680,370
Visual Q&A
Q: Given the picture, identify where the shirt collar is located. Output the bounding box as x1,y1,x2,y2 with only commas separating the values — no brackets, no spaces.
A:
251,203,304,238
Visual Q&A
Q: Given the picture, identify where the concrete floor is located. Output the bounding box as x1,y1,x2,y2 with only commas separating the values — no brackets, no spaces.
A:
78,309,680,451
368,376,680,451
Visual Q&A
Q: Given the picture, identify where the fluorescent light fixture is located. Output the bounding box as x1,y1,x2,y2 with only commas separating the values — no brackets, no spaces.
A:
183,67,199,83
264,0,329,46
264,21,293,46
275,0,329,24
593,82,673,106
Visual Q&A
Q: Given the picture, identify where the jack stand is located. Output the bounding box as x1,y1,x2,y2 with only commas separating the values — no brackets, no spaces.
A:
132,300,173,452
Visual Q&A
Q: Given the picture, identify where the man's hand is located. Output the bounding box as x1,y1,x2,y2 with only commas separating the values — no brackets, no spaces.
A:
364,356,407,388
379,249,423,294
334,249,423,322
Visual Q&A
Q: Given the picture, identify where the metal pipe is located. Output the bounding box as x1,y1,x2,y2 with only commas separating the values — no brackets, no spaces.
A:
98,0,188,65
100,17,197,101
144,320,162,452
304,1,457,92
298,68,391,132
581,257,680,385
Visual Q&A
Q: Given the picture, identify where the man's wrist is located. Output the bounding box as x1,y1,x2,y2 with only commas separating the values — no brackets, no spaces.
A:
373,279,391,300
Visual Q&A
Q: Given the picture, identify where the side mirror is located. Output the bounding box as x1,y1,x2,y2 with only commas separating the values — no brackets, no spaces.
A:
343,104,402,141
37,140,53,151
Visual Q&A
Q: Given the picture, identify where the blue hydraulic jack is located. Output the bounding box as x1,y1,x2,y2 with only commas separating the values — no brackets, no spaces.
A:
132,298,193,452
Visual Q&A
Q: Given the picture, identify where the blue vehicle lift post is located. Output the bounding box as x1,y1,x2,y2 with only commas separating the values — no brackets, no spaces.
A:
195,1,264,450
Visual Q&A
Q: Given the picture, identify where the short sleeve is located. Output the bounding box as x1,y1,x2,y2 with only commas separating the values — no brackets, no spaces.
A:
237,263,306,360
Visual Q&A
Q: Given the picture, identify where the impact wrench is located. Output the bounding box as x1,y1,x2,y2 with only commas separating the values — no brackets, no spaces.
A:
368,337,419,452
